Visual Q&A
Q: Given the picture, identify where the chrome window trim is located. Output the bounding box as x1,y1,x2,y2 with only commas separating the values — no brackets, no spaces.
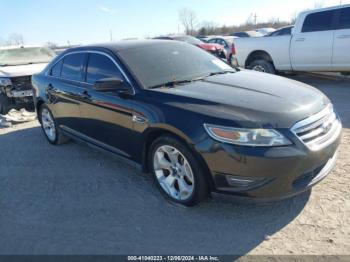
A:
45,50,135,95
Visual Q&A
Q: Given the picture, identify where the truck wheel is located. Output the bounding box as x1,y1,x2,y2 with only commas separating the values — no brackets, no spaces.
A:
0,94,12,115
249,59,276,74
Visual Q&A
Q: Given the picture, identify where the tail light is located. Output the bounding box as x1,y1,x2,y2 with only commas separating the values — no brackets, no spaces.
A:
231,44,236,55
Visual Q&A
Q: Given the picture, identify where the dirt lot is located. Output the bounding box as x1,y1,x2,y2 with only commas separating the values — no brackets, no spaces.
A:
0,74,349,255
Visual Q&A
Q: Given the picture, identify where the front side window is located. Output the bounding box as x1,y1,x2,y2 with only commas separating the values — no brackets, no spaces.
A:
61,53,85,82
86,53,123,84
302,10,335,32
338,7,350,30
50,59,63,77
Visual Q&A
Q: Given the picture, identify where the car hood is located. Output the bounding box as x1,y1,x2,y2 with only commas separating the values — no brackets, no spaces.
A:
0,63,48,78
197,43,223,51
152,70,330,128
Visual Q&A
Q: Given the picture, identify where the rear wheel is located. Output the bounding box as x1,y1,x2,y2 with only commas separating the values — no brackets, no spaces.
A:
149,135,209,206
249,59,276,74
39,104,70,145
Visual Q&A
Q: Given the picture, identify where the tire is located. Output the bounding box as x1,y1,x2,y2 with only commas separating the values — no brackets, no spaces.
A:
39,104,70,145
249,59,276,74
0,94,12,115
149,135,209,206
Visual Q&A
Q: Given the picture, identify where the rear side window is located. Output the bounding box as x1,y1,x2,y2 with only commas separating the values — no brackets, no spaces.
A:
338,7,350,29
61,53,85,81
86,53,123,84
50,59,63,77
302,10,335,32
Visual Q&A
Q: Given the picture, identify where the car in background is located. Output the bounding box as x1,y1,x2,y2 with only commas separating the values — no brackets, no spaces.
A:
233,4,350,74
32,40,341,206
266,26,294,37
153,35,227,59
206,36,238,65
230,31,263,38
0,46,55,114
255,27,276,35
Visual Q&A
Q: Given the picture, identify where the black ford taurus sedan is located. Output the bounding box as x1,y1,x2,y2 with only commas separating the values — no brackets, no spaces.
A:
32,40,342,206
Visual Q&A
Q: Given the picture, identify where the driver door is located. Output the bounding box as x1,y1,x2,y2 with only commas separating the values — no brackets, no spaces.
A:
78,52,135,159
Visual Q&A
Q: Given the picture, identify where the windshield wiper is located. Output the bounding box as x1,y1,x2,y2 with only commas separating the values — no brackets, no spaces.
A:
148,79,195,89
208,71,235,77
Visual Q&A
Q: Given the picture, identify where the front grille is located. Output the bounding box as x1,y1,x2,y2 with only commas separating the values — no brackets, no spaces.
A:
292,104,342,151
10,75,32,90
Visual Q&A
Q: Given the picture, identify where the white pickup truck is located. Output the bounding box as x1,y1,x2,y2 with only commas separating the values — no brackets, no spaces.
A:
233,4,350,74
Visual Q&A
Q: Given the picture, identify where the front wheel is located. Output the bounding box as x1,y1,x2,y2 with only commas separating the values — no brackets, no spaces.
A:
0,94,12,115
149,135,209,206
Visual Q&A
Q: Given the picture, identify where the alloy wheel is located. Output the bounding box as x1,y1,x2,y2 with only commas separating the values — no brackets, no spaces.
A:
153,145,194,201
41,108,56,142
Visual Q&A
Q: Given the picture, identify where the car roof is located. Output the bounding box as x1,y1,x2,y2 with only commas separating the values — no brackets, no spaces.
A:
65,40,178,53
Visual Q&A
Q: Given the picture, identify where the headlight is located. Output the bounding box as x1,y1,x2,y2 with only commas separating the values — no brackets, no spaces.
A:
204,124,292,147
0,77,12,87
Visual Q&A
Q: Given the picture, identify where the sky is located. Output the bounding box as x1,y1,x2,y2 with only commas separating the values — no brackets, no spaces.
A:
1,0,349,46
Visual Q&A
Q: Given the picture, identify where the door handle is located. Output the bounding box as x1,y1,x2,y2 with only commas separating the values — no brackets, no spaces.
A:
80,90,91,99
132,115,148,124
337,35,350,39
295,38,305,42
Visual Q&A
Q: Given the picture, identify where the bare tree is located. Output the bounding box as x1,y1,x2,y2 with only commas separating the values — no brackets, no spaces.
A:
314,0,325,8
45,42,59,49
6,33,24,46
178,8,197,35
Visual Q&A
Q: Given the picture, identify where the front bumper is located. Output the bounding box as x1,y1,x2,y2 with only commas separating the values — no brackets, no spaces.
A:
195,128,341,201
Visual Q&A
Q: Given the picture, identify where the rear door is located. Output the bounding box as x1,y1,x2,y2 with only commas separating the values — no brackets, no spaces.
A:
290,9,337,71
78,52,135,159
47,53,86,131
332,7,350,71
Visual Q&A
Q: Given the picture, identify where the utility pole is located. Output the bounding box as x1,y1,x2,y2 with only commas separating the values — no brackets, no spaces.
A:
254,13,257,28
109,30,113,42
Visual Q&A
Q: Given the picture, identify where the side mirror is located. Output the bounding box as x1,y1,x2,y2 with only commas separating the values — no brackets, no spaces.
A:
93,78,133,95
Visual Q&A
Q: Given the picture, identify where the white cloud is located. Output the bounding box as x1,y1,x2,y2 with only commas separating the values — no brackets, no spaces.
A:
98,5,116,14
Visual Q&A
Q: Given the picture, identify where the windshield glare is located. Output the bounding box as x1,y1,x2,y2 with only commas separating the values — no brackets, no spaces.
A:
0,47,55,66
118,42,235,89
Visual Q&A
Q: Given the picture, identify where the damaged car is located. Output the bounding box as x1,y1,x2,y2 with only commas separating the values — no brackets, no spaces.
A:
0,46,56,114
33,41,341,206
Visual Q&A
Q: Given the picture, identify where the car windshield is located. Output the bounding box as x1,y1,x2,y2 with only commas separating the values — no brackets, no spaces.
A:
0,47,55,66
172,36,204,45
246,31,263,37
118,42,235,89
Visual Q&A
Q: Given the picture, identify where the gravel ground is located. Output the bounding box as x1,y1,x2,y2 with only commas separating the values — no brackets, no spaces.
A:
0,74,349,255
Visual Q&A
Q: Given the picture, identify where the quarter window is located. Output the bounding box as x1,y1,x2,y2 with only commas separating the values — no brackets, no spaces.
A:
338,7,350,29
50,59,63,77
86,53,123,84
302,10,335,32
61,53,85,81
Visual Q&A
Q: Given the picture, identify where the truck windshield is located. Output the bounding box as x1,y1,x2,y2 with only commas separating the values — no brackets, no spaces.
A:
0,47,55,66
118,41,235,89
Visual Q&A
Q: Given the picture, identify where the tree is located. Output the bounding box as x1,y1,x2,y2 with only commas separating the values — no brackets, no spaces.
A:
314,0,325,8
178,8,197,35
45,42,58,49
6,34,24,46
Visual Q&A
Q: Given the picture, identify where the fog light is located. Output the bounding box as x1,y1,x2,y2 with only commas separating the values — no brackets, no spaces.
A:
226,175,257,187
